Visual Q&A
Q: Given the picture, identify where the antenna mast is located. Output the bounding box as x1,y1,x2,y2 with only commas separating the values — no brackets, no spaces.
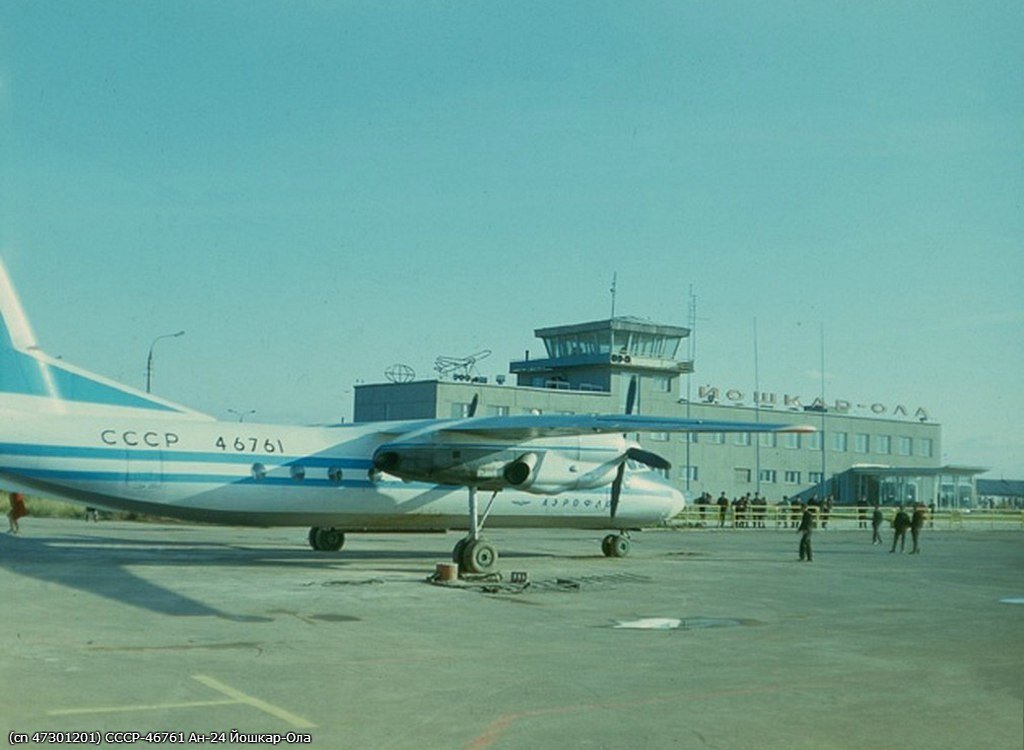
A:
610,272,617,319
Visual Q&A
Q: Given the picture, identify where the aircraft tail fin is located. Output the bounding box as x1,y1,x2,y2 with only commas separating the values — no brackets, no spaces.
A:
0,258,211,419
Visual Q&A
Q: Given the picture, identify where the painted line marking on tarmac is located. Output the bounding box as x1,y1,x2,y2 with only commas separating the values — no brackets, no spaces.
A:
47,674,315,729
48,700,237,716
192,674,316,728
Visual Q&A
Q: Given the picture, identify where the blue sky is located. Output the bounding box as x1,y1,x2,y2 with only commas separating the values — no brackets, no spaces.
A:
1,2,1021,477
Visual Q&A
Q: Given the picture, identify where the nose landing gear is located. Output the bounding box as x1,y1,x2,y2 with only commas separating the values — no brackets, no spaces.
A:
601,533,630,558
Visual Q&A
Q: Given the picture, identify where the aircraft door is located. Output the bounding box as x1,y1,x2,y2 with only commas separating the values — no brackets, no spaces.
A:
125,448,163,491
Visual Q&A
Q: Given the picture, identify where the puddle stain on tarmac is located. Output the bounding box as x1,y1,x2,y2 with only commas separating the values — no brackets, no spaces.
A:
612,616,761,630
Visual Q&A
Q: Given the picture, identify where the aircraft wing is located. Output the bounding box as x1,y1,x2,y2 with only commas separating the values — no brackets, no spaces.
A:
425,414,815,440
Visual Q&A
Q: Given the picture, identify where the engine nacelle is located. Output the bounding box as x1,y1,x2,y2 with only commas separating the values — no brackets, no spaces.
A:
501,451,618,494
372,440,621,494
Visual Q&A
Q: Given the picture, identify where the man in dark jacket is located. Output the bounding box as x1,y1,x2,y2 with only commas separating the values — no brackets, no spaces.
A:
871,503,884,545
890,506,912,553
910,504,927,554
797,504,814,562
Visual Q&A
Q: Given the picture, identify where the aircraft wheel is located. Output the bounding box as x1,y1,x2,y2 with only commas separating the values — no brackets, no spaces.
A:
461,539,498,574
318,527,345,551
452,537,469,565
609,534,630,558
601,533,617,557
309,527,345,552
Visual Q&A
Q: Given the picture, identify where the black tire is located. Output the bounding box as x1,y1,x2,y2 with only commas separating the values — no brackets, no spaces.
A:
601,533,617,557
318,528,345,551
461,539,498,574
610,535,630,558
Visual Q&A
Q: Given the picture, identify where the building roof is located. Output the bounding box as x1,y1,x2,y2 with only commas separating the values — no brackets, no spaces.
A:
977,479,1024,497
534,316,690,339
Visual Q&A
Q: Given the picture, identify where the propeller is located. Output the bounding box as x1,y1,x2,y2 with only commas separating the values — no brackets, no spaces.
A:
610,376,672,519
626,446,671,471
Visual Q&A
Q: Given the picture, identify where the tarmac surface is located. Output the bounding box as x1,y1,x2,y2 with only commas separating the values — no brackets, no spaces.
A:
1,517,1022,749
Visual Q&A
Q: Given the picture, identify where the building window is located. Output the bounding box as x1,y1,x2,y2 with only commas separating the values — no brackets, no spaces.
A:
652,375,671,392
876,435,891,454
680,466,698,481
708,432,725,444
733,432,751,446
759,432,776,448
917,438,933,457
784,470,801,484
855,433,869,453
805,432,821,450
808,472,823,484
833,432,848,452
683,432,699,444
735,468,751,483
452,402,473,418
650,432,669,442
783,432,801,450
486,405,510,416
898,436,912,456
759,469,777,483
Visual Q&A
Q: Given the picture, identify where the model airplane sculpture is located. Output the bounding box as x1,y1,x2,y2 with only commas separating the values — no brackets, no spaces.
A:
0,261,812,573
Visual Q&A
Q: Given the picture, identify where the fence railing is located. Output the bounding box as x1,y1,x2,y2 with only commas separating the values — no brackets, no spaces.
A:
673,505,1024,530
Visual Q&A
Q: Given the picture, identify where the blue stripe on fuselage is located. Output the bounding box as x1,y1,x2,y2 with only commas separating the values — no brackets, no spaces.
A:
0,442,373,469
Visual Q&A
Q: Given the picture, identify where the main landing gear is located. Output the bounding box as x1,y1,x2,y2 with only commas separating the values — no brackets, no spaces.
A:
308,526,345,552
452,487,500,575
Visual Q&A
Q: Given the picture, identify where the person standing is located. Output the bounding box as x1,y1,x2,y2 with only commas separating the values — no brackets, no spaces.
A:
910,504,926,554
890,506,911,553
717,492,729,528
7,492,28,533
797,503,814,562
871,503,884,545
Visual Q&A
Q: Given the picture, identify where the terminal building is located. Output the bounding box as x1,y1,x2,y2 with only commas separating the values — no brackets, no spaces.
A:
354,317,983,509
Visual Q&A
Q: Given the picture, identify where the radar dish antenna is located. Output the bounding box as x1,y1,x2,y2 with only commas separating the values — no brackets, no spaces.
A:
384,363,415,383
434,349,491,381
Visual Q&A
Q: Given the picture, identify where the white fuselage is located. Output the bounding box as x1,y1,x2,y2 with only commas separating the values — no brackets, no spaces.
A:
0,408,684,531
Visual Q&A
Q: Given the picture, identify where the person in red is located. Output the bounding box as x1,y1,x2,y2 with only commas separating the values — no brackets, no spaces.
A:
7,492,27,533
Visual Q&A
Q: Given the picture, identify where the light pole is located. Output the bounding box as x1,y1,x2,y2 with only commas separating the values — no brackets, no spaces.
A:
228,409,256,423
146,330,185,393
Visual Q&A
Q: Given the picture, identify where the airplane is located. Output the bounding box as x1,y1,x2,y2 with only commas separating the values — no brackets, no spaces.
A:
0,260,813,573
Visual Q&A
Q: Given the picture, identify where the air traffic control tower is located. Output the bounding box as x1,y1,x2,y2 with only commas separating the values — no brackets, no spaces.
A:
509,317,694,397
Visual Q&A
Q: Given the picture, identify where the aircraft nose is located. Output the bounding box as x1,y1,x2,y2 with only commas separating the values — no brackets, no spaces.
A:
667,486,687,519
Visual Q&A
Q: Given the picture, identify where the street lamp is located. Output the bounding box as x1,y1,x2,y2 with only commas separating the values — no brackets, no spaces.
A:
228,409,256,423
146,330,185,393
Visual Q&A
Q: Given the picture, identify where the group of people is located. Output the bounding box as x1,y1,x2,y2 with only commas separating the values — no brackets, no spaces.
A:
795,496,929,562
695,492,774,529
